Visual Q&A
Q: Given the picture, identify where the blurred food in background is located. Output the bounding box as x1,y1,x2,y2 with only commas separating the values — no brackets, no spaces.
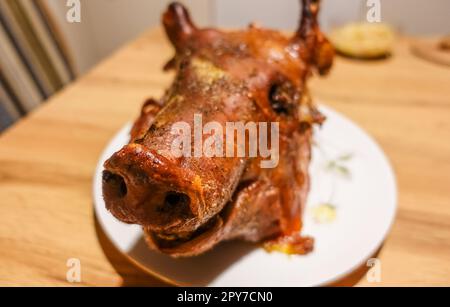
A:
329,22,395,59
411,35,450,67
439,35,450,51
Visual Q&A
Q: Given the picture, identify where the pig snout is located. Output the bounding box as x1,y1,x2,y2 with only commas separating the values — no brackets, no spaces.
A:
102,144,200,231
102,143,245,233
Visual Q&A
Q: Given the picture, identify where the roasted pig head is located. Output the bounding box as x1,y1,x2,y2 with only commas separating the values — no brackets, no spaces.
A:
102,0,333,257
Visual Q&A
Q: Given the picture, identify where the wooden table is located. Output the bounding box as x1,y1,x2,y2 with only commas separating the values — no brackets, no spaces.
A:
1,28,449,286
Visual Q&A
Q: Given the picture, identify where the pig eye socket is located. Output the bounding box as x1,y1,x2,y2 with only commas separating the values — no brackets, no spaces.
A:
268,82,296,116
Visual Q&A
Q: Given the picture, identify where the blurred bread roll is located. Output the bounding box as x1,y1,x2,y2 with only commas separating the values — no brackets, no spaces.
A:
329,23,395,59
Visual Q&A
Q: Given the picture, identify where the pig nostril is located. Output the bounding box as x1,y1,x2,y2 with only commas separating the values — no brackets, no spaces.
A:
165,192,189,206
157,192,192,217
102,171,127,199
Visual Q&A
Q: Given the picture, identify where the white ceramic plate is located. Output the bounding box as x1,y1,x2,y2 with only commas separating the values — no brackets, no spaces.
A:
93,105,397,286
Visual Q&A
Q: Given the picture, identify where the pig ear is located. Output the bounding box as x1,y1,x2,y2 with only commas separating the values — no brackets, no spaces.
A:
291,0,334,75
294,0,319,41
163,2,198,52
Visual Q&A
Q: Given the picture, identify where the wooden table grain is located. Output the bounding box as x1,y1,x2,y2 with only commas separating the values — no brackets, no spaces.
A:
0,28,449,286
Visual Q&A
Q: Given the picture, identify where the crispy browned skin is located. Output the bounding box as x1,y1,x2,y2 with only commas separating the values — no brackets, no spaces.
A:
102,0,333,257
